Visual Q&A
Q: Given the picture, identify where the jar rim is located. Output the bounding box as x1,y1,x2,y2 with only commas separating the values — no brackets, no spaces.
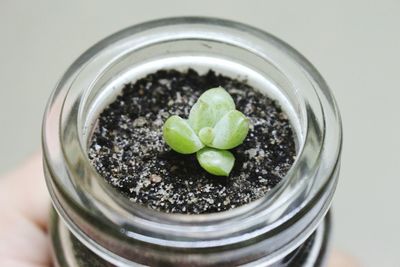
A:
42,16,342,263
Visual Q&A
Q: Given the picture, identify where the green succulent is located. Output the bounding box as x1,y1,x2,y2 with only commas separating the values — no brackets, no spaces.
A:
162,87,249,176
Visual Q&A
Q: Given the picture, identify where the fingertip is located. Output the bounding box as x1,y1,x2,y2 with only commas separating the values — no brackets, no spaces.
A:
327,250,363,267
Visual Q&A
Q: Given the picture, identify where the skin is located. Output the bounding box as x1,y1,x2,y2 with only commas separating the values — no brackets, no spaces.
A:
0,153,361,267
0,154,50,267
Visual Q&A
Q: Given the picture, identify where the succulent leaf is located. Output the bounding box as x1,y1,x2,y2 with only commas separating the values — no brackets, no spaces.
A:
198,127,214,145
196,148,235,176
162,115,204,154
210,110,249,149
188,100,215,133
198,87,235,122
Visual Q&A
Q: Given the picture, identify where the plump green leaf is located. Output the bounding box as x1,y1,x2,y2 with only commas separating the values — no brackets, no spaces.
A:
196,148,235,176
198,87,235,122
163,115,204,154
188,100,215,133
189,87,236,133
210,110,249,149
198,127,214,145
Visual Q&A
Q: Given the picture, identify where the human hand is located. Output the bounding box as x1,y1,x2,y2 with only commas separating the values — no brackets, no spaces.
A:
0,154,360,267
0,154,50,267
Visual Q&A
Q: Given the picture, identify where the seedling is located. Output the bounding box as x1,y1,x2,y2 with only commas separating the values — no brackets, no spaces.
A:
163,87,249,176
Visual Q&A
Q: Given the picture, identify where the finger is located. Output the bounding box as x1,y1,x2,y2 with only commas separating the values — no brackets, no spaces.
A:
0,212,51,267
0,153,50,230
0,153,52,267
327,249,363,267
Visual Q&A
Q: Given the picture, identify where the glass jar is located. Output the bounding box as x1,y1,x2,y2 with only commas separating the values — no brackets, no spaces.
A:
42,17,342,266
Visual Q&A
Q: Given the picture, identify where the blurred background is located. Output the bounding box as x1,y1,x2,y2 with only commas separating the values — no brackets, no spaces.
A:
1,1,399,266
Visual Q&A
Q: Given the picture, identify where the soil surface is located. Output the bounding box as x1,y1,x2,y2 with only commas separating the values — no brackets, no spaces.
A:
88,69,296,214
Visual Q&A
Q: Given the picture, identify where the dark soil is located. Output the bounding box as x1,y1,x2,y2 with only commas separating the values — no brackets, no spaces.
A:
88,69,296,214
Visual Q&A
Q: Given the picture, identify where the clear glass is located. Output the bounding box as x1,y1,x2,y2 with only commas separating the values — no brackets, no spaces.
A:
42,17,342,266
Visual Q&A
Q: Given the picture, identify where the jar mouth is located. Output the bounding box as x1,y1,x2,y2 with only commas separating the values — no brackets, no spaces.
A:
42,16,342,260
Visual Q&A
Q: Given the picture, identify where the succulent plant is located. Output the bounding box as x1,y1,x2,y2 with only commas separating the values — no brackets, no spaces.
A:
163,87,249,176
